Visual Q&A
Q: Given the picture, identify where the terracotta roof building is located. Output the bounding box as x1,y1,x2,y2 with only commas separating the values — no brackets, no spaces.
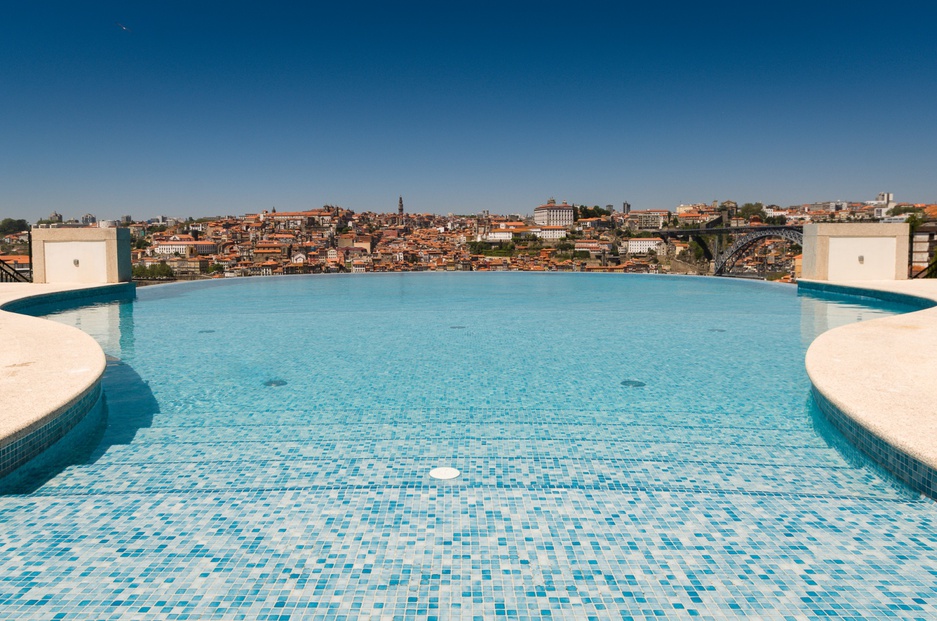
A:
533,199,574,227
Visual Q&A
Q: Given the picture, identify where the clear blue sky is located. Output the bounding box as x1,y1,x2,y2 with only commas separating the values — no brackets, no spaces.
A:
2,1,936,221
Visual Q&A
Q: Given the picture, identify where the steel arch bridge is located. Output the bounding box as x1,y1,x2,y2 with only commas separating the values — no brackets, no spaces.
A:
714,227,803,275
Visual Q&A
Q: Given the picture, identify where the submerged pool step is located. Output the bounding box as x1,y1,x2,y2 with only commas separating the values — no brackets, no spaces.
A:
34,453,904,500
144,380,812,417
90,437,850,470
121,420,831,451
136,407,813,432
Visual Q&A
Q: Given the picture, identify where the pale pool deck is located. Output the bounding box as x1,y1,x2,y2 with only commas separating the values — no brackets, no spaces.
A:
803,279,937,491
0,283,108,451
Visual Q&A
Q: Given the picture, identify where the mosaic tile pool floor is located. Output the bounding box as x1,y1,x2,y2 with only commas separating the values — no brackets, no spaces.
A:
3,273,936,619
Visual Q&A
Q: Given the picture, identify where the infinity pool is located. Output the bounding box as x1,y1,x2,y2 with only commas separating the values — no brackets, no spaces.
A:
2,273,935,619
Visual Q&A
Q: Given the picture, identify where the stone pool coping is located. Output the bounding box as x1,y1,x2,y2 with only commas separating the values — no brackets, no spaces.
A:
801,279,937,497
0,282,133,477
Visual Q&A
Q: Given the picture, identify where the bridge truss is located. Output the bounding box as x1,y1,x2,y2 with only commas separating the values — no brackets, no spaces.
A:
713,227,804,275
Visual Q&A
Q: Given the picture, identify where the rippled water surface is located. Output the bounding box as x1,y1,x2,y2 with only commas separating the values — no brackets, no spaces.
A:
2,273,935,620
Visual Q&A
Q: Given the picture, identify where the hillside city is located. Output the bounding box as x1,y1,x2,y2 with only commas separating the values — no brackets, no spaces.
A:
3,193,937,282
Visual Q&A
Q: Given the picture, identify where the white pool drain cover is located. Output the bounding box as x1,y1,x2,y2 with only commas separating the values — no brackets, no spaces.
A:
429,467,460,480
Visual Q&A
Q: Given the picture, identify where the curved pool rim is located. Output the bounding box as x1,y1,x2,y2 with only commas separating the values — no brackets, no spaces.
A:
800,278,937,498
0,283,134,477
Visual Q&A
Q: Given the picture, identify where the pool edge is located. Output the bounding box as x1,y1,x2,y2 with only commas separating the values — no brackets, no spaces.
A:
800,279,937,499
0,283,134,478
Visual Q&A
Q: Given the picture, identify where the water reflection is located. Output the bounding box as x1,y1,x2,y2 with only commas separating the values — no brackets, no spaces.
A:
42,298,135,359
797,289,912,348
797,289,925,497
0,294,148,493
0,356,159,494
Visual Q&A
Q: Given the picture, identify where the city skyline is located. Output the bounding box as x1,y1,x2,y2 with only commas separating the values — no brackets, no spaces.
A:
16,192,919,227
3,1,937,221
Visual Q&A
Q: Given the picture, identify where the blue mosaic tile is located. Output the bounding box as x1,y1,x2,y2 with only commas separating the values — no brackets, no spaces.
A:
798,280,937,310
0,274,934,620
0,383,102,478
813,387,937,499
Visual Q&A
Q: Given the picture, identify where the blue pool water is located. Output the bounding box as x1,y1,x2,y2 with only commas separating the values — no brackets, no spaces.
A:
2,273,936,619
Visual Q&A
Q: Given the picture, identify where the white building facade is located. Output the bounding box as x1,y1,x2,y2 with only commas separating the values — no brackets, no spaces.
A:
485,229,514,242
533,199,574,227
629,210,670,229
153,240,219,256
535,226,568,240
625,238,666,254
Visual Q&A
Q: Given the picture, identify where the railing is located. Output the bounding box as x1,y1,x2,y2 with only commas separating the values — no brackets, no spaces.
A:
0,258,30,283
912,255,937,279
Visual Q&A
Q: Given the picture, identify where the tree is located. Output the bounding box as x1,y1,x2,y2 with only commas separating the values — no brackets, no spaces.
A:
888,205,921,216
152,262,174,278
689,240,707,262
0,218,28,236
739,203,766,221
906,213,925,233
132,262,175,279
576,205,612,219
